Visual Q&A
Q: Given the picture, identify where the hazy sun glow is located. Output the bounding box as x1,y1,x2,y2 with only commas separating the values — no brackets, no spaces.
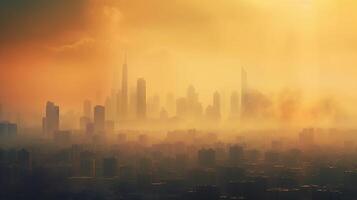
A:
1,0,357,127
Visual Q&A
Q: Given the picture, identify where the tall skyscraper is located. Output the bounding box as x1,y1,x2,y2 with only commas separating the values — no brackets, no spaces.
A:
213,91,221,119
184,85,203,119
121,54,128,119
83,100,92,119
136,78,147,119
43,101,59,135
94,105,105,132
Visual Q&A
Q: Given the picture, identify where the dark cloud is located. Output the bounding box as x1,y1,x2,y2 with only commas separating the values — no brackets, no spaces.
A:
0,0,90,46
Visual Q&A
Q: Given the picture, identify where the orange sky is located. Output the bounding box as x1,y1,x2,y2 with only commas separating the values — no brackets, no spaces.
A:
1,0,357,124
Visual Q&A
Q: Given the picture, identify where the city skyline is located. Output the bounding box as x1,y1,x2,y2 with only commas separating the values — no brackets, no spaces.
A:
2,1,357,200
2,0,357,124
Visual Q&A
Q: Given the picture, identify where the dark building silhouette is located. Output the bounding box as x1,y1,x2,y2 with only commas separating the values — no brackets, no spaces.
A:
83,100,92,119
54,130,71,144
198,148,216,168
17,149,32,171
94,105,105,132
0,122,17,137
79,116,90,131
80,151,96,177
42,101,59,135
136,78,147,119
213,91,221,120
229,145,244,165
86,122,95,136
102,157,118,177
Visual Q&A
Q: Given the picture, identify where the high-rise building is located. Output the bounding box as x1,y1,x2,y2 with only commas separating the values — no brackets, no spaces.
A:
94,105,105,132
43,101,59,135
83,100,92,119
136,78,147,119
213,91,221,119
121,55,128,118
180,85,203,119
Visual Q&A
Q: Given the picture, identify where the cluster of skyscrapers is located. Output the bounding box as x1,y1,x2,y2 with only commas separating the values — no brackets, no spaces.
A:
40,58,251,135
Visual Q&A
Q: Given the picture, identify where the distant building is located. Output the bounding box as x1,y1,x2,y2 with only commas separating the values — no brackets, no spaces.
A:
94,105,105,132
80,151,96,177
176,86,203,120
17,149,32,171
148,94,160,118
43,101,59,135
79,116,90,131
229,145,244,165
136,78,147,119
102,157,118,177
198,148,216,168
299,128,315,148
213,91,221,119
105,120,115,134
86,122,95,136
54,130,71,144
176,97,187,118
0,122,17,137
83,100,92,119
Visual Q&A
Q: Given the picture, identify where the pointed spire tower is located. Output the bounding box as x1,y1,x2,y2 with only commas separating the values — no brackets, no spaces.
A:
121,52,128,118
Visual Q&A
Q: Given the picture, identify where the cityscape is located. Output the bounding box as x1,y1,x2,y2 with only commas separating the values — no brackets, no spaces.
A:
1,0,357,200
